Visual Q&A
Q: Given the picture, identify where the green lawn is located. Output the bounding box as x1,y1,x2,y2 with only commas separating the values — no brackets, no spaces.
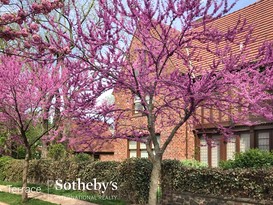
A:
0,181,126,205
0,192,57,205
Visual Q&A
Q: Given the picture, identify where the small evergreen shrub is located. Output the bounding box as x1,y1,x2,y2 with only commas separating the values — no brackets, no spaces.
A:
220,149,273,169
181,159,207,168
4,159,23,182
0,156,13,180
15,145,26,159
72,153,92,163
48,144,67,160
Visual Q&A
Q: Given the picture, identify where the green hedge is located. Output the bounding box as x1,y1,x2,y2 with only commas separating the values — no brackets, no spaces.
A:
3,159,23,182
181,159,207,168
48,144,67,161
1,157,273,203
220,149,273,169
0,156,13,181
162,160,273,200
117,158,152,204
0,157,151,204
29,159,80,183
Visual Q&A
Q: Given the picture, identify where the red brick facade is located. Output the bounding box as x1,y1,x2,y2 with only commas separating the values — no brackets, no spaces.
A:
111,84,196,161
103,0,273,163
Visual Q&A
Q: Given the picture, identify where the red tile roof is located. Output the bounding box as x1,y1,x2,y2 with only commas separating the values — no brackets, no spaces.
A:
166,0,273,71
212,0,272,54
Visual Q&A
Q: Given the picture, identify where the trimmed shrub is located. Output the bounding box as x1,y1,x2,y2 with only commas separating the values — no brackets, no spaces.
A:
117,158,152,204
48,144,67,160
162,160,273,200
0,156,13,180
72,153,93,163
78,160,119,183
28,159,51,183
220,149,273,169
2,158,81,184
29,159,79,183
3,159,24,182
2,157,273,203
181,159,207,168
77,160,119,196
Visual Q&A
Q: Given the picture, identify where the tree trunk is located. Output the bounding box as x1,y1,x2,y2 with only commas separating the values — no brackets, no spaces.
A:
40,140,48,158
148,156,162,205
41,117,49,158
22,147,31,202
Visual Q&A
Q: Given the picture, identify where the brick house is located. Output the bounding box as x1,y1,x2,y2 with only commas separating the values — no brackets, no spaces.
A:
194,0,273,167
107,0,273,166
69,121,116,161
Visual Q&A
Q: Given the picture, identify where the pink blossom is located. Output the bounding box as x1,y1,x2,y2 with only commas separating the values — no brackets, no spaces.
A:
31,3,43,13
1,13,14,22
49,46,58,54
0,0,9,5
20,28,28,37
63,46,71,54
32,34,41,42
30,23,39,32
24,41,31,49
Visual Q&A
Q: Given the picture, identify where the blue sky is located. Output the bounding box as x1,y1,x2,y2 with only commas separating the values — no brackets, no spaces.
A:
230,0,257,13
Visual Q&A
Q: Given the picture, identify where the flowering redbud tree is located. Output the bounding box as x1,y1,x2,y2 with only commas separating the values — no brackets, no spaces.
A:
93,0,273,204
0,0,103,157
0,0,273,204
0,55,68,201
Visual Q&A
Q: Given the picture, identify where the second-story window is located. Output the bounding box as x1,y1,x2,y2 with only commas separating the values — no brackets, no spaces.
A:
134,95,143,114
134,95,150,114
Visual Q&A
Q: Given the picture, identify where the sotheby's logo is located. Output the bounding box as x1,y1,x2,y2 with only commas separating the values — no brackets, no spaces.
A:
50,178,118,194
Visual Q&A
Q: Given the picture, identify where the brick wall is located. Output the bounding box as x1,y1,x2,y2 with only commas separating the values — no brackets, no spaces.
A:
113,87,196,161
162,191,272,205
112,138,128,161
99,153,116,161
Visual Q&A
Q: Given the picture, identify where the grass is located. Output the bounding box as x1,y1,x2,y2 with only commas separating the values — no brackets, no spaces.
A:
0,181,126,205
0,192,57,205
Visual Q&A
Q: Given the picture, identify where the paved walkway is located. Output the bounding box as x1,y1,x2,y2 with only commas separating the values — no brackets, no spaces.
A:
0,185,97,205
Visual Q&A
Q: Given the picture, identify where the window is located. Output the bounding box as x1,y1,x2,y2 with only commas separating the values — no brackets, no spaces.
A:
210,135,221,167
197,128,273,167
140,141,148,158
198,134,239,167
134,95,143,114
257,132,270,151
128,135,160,158
199,138,208,165
226,136,236,160
199,135,221,167
133,95,150,114
129,141,137,158
240,133,250,152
